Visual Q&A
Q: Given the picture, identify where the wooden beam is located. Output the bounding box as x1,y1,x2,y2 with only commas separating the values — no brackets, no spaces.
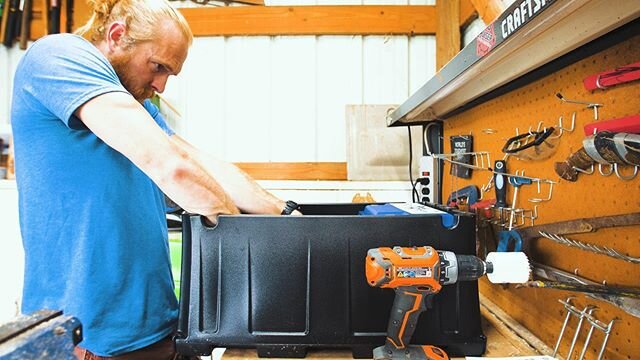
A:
460,0,479,28
469,0,506,24
180,5,437,36
232,0,264,5
436,0,460,70
234,162,347,181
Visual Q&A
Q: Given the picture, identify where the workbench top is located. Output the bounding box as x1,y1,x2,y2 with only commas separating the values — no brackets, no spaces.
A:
217,315,539,359
214,294,553,360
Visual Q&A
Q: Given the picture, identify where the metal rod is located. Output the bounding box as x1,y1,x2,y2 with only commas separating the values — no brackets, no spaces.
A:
597,319,616,360
433,152,492,171
534,262,640,319
556,92,603,120
567,306,596,359
554,297,575,357
577,322,596,360
529,182,554,203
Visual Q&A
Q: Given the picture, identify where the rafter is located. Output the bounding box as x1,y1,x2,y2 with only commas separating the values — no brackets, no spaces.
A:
460,0,479,28
469,0,506,24
180,5,437,36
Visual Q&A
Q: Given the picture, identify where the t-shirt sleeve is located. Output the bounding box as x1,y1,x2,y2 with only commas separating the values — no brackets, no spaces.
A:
18,35,128,128
143,99,175,136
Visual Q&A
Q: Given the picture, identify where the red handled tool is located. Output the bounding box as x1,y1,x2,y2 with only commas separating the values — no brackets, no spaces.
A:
583,61,640,91
584,115,640,135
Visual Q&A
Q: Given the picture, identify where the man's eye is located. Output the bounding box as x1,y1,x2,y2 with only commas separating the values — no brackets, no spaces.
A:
152,63,162,72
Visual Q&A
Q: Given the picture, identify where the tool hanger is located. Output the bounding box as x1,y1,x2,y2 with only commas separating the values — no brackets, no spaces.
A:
556,92,603,120
432,151,491,172
553,298,618,360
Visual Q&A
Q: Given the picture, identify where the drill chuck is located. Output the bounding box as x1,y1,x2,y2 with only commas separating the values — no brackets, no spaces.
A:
441,251,529,284
438,252,494,284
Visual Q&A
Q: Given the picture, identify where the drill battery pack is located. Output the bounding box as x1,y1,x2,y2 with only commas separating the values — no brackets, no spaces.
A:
174,203,486,358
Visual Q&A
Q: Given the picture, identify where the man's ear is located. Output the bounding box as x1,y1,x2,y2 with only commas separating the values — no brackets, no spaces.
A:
105,21,127,51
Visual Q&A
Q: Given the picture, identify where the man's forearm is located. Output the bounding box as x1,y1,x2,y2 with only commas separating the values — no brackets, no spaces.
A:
76,93,240,223
170,135,286,215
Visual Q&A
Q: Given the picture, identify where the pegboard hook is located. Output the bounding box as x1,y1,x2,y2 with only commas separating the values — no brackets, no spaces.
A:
597,163,614,176
556,92,603,120
573,163,594,175
528,121,545,136
549,112,577,139
529,181,554,203
613,163,638,180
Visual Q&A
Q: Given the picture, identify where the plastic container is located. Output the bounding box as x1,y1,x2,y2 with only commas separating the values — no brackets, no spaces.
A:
175,203,485,358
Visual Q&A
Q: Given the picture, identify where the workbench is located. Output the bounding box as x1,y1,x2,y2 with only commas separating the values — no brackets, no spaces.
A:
216,295,552,359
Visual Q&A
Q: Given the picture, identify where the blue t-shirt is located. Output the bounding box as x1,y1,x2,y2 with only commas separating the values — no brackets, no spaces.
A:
11,34,178,356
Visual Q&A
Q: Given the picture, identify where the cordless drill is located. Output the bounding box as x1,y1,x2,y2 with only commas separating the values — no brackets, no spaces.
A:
366,246,530,360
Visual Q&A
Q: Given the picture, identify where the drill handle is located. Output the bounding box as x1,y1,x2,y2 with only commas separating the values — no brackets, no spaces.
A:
385,286,431,350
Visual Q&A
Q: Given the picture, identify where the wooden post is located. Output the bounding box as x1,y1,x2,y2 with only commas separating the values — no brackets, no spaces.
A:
436,0,461,71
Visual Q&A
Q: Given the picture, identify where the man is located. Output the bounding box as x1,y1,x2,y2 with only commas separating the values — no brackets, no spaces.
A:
10,0,299,358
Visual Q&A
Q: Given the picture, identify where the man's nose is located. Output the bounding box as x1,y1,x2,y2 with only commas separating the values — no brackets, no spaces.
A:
151,74,169,93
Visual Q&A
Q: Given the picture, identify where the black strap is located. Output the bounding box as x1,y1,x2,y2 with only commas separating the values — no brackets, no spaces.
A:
281,200,299,215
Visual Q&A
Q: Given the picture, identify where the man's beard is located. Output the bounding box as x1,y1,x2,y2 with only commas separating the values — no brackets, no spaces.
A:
110,53,155,103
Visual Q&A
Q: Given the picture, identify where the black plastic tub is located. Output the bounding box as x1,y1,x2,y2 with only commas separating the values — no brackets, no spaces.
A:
175,203,486,358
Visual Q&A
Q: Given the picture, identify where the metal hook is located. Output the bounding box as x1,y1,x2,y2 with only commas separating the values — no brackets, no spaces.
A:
528,121,544,136
528,205,539,225
614,163,638,180
529,182,554,203
549,112,577,139
573,164,594,175
563,112,577,132
556,92,603,120
567,305,598,359
554,297,577,357
598,163,614,176
479,175,493,201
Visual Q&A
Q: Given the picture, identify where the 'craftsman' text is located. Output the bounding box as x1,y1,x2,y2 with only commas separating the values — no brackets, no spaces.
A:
501,0,552,39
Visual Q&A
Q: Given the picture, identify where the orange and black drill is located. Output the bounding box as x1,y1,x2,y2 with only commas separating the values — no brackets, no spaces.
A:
366,246,529,360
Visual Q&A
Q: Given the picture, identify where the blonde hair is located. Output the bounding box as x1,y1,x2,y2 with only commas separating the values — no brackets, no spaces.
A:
75,0,193,46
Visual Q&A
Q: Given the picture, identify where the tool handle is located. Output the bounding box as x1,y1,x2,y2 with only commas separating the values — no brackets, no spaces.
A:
584,115,640,135
0,0,8,44
583,61,640,90
49,0,59,34
493,160,507,208
2,0,20,47
18,0,30,49
64,0,72,32
385,287,430,350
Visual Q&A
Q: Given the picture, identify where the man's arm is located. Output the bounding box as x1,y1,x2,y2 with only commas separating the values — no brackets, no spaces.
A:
75,92,240,224
169,134,289,215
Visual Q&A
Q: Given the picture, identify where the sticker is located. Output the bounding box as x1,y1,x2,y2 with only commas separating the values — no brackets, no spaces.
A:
397,267,432,278
476,23,496,57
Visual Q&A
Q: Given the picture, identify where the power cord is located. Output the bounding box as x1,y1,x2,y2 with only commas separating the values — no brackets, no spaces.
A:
408,127,419,203
423,122,437,156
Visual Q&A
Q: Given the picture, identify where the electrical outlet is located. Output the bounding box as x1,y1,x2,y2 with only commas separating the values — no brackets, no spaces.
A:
417,156,439,204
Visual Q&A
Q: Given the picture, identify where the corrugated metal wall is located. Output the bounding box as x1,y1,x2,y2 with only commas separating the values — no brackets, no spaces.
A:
0,0,437,163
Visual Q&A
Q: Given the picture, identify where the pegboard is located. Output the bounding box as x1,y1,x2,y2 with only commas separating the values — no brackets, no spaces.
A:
441,34,640,359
